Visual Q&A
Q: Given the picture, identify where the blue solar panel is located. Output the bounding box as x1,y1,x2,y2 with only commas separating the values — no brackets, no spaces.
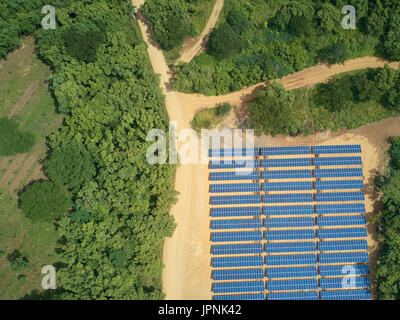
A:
212,256,264,268
213,281,265,294
320,289,371,300
211,231,263,242
260,146,311,156
213,294,265,300
265,229,315,241
267,279,318,292
262,181,313,191
209,159,259,169
315,203,366,215
211,195,261,205
318,240,368,252
265,254,317,266
317,216,367,227
264,217,315,228
319,252,370,264
212,243,263,255
268,291,319,300
209,148,259,158
313,156,362,167
320,277,370,289
313,145,361,155
317,228,367,239
211,219,262,230
262,170,313,180
319,264,370,277
315,192,365,202
265,242,316,253
263,205,314,216
210,171,260,181
210,183,260,193
261,158,312,168
211,207,262,217
263,193,314,204
314,168,364,178
315,180,364,190
266,267,317,279
212,268,264,281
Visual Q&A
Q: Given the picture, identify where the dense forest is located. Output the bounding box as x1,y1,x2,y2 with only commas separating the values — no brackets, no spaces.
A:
168,0,400,95
248,65,400,136
374,137,400,300
2,0,177,299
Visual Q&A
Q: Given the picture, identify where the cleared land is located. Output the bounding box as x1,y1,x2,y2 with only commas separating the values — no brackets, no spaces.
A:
132,0,400,299
0,37,63,299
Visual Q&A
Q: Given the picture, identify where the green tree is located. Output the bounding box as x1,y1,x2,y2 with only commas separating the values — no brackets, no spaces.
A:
44,140,97,193
7,249,29,272
0,117,35,156
20,181,72,223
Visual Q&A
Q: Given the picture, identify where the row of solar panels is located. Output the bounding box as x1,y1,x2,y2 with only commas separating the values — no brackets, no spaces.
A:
212,240,368,255
212,277,370,293
213,289,372,300
213,265,370,280
211,216,366,230
210,180,364,193
208,145,362,157
211,203,366,217
211,228,368,242
210,192,365,205
209,157,362,169
212,252,369,268
210,168,364,181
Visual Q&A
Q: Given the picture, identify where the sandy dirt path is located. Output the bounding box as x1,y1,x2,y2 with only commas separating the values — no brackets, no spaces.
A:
176,57,400,119
8,80,39,118
132,0,399,300
177,0,224,64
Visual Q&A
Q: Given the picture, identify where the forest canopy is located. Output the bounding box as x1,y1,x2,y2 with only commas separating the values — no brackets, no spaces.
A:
374,137,400,300
5,0,177,299
170,0,400,95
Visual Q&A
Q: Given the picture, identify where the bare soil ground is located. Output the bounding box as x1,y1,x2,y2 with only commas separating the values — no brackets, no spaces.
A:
177,0,224,64
132,0,400,300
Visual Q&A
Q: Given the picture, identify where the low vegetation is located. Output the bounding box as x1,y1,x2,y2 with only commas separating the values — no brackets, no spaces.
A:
374,137,400,300
173,0,400,95
248,65,400,136
191,103,232,131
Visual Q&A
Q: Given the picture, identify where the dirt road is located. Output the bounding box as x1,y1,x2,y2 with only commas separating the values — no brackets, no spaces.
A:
132,0,400,300
177,0,224,64
176,57,400,119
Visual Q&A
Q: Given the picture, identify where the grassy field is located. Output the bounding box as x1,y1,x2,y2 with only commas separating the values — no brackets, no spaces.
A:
0,37,63,299
191,103,232,132
164,0,216,64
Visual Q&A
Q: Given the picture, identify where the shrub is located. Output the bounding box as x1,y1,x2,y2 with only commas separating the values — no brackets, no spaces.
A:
7,249,29,272
0,118,35,156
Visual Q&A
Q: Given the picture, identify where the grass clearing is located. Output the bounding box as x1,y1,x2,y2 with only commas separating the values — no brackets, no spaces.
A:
0,37,63,299
191,103,232,132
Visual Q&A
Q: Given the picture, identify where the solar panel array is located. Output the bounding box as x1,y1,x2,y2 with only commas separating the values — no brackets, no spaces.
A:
208,145,372,300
